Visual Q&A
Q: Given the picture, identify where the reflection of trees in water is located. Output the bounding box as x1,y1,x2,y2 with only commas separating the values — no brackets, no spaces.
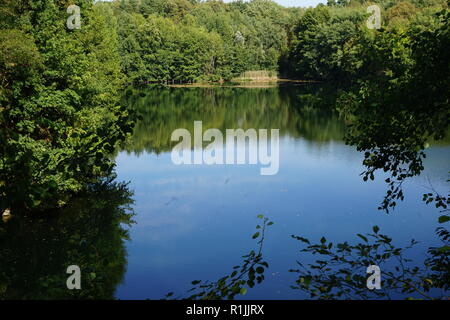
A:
120,85,346,155
0,177,134,299
120,84,449,300
148,76,448,299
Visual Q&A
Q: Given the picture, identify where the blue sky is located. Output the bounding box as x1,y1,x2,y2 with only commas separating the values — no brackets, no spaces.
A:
224,0,326,7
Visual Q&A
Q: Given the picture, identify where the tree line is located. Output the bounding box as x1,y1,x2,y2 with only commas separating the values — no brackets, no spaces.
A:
108,0,295,83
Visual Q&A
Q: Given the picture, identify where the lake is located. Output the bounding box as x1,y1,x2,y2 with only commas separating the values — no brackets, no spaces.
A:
1,85,448,299
114,86,449,299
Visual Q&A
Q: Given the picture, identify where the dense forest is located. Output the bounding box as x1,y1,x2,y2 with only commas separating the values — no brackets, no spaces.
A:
110,0,295,83
108,0,448,84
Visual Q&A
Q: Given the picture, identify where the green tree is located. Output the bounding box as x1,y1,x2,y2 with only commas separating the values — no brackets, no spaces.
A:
0,0,134,213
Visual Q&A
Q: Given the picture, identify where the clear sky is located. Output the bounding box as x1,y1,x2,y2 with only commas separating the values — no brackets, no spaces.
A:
224,0,326,7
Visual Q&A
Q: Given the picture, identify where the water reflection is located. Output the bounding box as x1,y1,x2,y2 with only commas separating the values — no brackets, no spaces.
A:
120,85,346,155
2,85,447,300
0,178,134,299
114,86,448,300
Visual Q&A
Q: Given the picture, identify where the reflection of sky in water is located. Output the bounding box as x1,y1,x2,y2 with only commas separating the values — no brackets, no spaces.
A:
114,135,449,299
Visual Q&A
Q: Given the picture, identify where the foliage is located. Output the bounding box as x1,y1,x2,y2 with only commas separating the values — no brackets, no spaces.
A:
109,0,293,83
284,1,450,300
290,225,449,300
0,0,135,212
337,2,449,212
164,216,448,300
284,0,447,81
166,215,273,300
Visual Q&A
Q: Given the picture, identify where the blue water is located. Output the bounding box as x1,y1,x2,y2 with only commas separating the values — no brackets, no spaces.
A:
113,88,449,299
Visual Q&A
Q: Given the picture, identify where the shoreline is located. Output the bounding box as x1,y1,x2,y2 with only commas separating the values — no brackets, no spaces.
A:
166,79,322,89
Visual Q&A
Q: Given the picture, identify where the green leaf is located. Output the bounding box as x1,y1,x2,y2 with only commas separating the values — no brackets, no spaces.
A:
438,215,450,224
357,234,368,242
292,236,310,244
252,232,260,239
240,288,247,295
373,226,380,233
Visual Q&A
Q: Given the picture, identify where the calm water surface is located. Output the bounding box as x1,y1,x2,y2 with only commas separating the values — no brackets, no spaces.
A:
113,86,449,299
1,86,448,299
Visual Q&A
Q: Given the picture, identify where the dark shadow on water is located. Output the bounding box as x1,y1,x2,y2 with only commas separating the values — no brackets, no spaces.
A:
0,177,135,299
